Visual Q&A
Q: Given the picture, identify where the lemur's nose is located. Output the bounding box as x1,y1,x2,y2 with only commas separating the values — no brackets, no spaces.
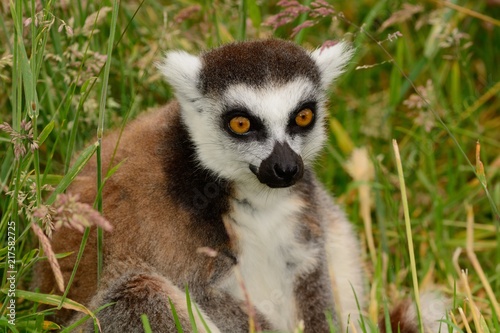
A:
250,141,304,188
273,163,299,181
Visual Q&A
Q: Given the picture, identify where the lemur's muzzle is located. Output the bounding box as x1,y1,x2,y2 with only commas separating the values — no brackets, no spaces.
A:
250,142,304,188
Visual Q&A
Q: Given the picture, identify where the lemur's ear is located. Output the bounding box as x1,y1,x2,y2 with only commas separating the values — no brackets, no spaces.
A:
157,51,202,102
311,42,354,90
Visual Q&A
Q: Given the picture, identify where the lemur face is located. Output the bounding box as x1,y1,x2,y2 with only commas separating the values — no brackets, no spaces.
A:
217,78,320,188
159,40,353,189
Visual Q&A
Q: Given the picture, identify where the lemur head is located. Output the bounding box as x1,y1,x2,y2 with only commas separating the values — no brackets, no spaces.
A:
159,39,353,189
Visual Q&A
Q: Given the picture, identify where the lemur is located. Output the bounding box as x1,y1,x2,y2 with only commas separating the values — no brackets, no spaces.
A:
36,39,448,332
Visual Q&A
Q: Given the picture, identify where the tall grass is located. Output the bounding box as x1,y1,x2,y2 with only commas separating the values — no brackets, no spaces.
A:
1,0,499,332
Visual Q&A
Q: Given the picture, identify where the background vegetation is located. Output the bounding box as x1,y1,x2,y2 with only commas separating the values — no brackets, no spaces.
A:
0,0,499,332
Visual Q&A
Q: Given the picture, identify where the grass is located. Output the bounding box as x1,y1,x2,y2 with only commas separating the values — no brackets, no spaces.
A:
1,0,499,332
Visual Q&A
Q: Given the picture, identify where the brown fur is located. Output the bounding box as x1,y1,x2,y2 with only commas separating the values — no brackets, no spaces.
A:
379,300,419,333
199,39,321,95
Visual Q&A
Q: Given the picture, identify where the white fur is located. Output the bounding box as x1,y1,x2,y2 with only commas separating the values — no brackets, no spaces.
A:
311,41,354,90
324,206,367,331
220,188,319,332
404,292,453,333
157,51,202,105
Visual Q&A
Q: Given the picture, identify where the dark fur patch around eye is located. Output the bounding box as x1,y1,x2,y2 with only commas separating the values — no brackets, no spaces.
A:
287,101,318,135
199,39,321,96
221,108,268,141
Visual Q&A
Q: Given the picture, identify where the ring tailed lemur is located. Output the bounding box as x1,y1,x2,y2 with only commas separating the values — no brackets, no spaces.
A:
36,39,447,333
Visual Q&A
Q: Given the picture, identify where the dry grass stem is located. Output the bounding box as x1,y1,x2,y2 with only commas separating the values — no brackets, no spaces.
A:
348,320,359,333
452,248,462,277
458,307,473,333
461,80,500,122
460,269,483,333
345,147,376,266
436,0,500,26
31,223,64,292
465,204,500,319
368,279,378,323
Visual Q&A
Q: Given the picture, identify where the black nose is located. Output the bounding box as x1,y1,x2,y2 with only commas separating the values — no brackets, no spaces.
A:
250,142,304,188
273,163,299,182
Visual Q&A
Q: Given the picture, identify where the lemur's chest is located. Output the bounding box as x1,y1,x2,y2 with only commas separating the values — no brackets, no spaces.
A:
219,191,320,331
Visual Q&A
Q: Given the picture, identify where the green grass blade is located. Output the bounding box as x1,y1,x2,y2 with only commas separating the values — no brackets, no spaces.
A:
383,299,393,333
12,17,38,119
238,0,247,40
96,144,104,282
96,0,120,284
141,314,153,333
392,140,424,333
185,285,198,333
247,0,261,31
0,317,20,333
105,159,126,181
60,302,115,333
325,311,336,333
205,0,221,46
168,297,185,333
64,78,96,174
6,289,97,322
351,283,368,333
10,0,22,132
37,120,54,146
58,228,91,308
46,142,98,205
97,0,120,141
194,302,213,333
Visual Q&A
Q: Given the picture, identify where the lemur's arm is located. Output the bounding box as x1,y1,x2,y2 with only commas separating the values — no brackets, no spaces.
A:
294,256,337,333
195,287,271,332
81,263,269,333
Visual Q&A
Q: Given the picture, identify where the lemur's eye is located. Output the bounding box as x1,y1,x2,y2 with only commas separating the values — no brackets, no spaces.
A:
229,116,251,134
295,108,314,127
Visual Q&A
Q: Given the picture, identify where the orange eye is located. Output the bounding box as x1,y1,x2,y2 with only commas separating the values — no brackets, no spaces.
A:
295,108,314,127
229,116,251,134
